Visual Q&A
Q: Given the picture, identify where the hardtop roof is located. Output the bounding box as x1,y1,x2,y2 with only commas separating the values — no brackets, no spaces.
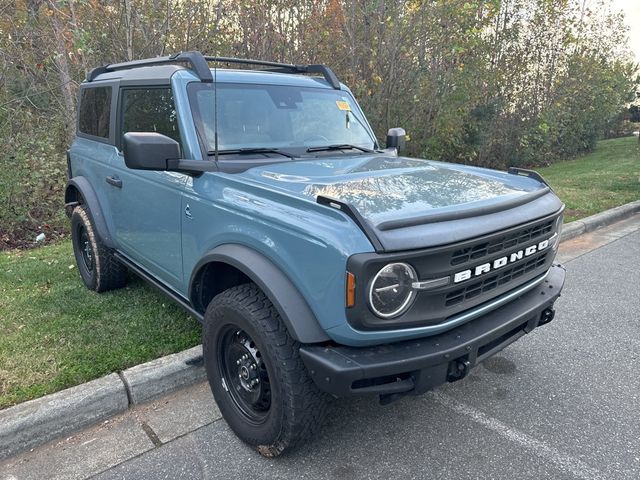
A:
86,65,342,89
84,52,342,89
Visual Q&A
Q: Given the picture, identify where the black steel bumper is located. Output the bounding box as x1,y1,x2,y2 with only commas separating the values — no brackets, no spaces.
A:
300,264,565,400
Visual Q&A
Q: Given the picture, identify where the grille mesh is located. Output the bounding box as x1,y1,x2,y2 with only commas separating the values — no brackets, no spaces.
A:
450,220,554,267
445,251,549,307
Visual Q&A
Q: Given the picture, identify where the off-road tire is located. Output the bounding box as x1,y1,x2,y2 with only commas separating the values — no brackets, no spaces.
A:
203,283,329,457
71,205,127,292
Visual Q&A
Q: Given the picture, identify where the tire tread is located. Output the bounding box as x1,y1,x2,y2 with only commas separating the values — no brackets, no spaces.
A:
72,205,127,292
204,283,329,457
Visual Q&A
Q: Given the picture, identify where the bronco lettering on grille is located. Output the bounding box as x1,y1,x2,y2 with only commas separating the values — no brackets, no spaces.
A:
453,238,551,284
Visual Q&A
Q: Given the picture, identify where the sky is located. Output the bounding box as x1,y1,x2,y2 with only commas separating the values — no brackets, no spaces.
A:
611,0,640,64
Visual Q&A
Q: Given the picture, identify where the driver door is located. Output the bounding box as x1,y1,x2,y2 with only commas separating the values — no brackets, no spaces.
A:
105,86,186,287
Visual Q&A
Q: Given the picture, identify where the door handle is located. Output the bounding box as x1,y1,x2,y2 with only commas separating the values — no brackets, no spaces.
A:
106,175,122,188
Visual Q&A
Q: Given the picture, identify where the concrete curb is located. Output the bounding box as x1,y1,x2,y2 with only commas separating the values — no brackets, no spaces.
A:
121,345,206,406
1,200,639,461
0,374,128,461
0,348,206,462
559,200,640,243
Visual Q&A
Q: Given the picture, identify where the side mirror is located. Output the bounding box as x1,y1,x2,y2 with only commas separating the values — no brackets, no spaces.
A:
386,127,406,154
123,132,181,170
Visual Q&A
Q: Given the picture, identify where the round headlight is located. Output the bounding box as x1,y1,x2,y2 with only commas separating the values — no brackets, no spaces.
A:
368,262,417,318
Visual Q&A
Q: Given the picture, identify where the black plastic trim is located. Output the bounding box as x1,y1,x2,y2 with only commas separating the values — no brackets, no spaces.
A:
117,77,174,87
300,264,565,397
508,167,551,189
114,252,203,322
317,195,384,252
87,52,342,89
65,177,115,249
189,244,329,343
166,159,217,175
66,150,72,180
87,51,213,83
304,64,341,89
376,191,563,253
377,187,550,231
204,57,341,89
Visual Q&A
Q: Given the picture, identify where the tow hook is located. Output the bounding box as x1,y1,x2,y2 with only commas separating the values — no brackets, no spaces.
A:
539,308,555,326
447,358,471,383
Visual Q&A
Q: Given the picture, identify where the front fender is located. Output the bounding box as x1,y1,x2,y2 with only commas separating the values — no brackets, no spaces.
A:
190,244,330,344
65,176,115,249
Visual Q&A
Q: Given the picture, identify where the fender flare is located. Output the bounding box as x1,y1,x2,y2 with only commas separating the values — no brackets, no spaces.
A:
190,244,330,344
65,176,116,249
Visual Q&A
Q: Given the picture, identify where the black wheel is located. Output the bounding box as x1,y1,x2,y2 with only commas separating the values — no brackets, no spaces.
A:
71,205,127,292
203,283,329,457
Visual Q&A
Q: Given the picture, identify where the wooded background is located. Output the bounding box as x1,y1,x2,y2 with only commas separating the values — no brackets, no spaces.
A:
0,0,638,245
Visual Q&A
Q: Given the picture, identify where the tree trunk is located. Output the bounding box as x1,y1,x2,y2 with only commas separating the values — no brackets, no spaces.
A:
123,0,134,60
47,1,76,144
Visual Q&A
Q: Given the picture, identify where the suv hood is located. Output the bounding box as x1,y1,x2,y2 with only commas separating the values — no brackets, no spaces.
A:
237,155,563,251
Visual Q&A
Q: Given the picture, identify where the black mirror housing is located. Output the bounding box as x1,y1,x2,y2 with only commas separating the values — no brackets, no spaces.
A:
386,127,406,153
123,132,181,170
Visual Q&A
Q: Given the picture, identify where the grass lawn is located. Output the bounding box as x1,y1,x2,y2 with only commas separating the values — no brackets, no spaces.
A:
0,241,201,409
538,136,640,223
0,136,638,410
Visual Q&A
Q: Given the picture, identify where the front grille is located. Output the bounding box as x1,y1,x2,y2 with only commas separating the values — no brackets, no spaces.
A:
445,251,549,307
450,219,554,267
346,210,561,331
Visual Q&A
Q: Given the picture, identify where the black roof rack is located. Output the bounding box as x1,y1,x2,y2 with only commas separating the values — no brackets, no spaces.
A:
86,51,341,89
86,51,213,83
203,56,340,89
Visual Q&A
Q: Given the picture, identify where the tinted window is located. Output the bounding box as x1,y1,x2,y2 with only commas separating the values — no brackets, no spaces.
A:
78,87,112,138
121,88,181,146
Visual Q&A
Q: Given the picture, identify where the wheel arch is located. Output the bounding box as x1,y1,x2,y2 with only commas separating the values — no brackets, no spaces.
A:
65,177,115,249
190,244,330,344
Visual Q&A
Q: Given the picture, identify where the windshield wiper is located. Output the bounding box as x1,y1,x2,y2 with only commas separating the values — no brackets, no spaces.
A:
209,148,295,159
306,144,375,153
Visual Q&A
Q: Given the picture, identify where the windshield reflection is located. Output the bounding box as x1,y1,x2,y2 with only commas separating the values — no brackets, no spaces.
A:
188,83,377,154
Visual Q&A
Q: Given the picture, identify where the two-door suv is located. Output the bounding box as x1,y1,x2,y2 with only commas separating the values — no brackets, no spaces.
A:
66,52,565,456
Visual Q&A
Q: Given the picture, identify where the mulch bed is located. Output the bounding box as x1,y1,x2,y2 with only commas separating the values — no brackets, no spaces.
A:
0,224,68,251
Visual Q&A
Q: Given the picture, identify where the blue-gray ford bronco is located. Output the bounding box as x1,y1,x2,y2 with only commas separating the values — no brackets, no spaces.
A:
66,52,565,456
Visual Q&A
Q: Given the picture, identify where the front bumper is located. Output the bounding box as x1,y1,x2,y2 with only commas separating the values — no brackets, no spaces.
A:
300,264,565,399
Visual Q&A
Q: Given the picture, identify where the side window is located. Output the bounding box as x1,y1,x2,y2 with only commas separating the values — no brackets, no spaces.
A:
121,88,181,147
78,87,112,139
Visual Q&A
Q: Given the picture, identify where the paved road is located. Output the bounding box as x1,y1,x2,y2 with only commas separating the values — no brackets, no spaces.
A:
3,218,639,480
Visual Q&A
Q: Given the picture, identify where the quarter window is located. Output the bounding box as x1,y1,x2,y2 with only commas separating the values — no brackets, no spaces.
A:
78,87,112,138
121,88,181,147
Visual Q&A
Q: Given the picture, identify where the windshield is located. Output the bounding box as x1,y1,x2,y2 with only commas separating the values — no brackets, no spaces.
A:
188,83,377,154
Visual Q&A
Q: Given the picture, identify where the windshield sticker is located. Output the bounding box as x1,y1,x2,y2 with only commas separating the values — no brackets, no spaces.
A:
336,100,351,111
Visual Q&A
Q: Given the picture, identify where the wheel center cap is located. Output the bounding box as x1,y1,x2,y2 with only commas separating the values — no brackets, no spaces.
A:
240,366,250,380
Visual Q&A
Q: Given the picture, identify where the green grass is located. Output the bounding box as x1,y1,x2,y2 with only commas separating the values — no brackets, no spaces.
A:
0,241,201,409
0,136,638,410
538,136,640,222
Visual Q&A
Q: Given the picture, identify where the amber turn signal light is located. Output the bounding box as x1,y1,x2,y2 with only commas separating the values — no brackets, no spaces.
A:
346,272,356,308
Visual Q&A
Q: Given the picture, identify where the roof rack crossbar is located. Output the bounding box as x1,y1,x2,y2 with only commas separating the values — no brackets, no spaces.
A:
204,56,299,70
86,51,213,83
86,51,342,89
204,56,341,89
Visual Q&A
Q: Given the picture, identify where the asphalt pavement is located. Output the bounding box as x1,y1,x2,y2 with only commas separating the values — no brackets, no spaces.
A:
2,216,639,480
